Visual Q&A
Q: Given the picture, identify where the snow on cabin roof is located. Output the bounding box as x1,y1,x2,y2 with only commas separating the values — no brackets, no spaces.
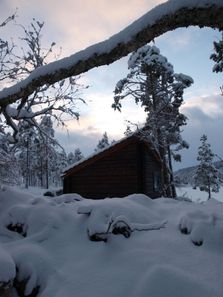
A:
62,133,160,177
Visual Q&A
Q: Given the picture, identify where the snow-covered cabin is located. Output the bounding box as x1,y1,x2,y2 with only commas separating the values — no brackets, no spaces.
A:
62,135,162,199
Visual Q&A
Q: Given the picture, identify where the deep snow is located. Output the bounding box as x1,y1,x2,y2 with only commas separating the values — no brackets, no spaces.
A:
0,186,223,297
176,185,223,202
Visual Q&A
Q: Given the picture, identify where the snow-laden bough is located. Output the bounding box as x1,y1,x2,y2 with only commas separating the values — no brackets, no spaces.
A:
0,0,222,107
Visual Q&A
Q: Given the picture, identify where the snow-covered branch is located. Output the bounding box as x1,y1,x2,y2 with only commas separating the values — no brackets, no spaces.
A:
0,0,222,107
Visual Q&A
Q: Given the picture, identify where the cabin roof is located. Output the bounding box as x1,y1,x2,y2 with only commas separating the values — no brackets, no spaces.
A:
62,134,160,178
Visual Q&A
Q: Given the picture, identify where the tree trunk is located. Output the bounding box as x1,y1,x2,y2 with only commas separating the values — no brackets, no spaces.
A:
45,139,49,189
208,177,211,200
40,157,43,187
25,139,29,189
167,146,176,198
159,146,172,197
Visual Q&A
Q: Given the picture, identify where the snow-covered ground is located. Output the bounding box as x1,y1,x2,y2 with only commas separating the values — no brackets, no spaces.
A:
0,186,223,297
176,186,223,203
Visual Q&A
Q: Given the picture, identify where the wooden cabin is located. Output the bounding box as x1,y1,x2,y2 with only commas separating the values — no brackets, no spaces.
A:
62,135,162,199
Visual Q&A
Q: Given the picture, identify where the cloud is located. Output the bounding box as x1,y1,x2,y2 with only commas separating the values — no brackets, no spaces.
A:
173,94,223,170
56,121,121,156
56,127,101,156
64,89,146,138
158,29,193,50
55,87,146,157
3,0,164,55
177,113,223,169
2,0,222,170
182,94,223,119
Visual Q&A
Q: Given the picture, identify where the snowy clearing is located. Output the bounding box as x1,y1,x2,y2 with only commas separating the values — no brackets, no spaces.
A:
176,186,223,203
0,186,222,297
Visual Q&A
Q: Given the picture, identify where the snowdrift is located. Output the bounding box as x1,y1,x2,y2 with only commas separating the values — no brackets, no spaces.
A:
0,186,223,297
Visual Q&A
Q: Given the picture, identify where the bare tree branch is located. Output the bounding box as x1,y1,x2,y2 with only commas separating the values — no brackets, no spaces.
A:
0,19,86,139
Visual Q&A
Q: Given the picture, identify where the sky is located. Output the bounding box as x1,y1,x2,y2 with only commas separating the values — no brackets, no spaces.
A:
1,0,223,170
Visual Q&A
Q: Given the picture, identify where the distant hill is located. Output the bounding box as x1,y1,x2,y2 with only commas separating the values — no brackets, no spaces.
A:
174,161,223,186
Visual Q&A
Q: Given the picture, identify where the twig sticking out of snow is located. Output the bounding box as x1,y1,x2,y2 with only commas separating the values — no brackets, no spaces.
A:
79,209,167,242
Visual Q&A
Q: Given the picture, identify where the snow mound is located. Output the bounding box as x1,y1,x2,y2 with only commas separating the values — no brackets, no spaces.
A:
179,207,223,249
0,245,15,283
0,186,223,297
77,195,167,241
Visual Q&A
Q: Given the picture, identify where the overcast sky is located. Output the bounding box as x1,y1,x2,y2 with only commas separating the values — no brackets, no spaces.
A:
1,0,223,170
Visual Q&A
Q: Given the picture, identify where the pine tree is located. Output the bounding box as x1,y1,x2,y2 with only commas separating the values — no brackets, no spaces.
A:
17,122,39,188
67,152,75,165
53,150,68,187
124,125,133,137
74,148,84,163
95,132,110,152
113,45,193,197
0,132,21,185
67,148,84,165
210,33,223,95
39,115,67,189
16,117,66,188
194,135,220,200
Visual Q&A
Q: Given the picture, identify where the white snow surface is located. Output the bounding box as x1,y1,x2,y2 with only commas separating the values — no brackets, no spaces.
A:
176,185,223,202
0,186,223,296
0,0,222,101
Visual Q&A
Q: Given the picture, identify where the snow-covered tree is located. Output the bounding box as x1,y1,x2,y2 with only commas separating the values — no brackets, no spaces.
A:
38,115,65,189
74,148,84,163
194,135,220,199
0,3,221,147
16,117,66,188
17,122,39,188
52,150,68,187
67,148,84,165
113,45,193,197
95,132,110,152
0,2,221,113
210,33,223,95
67,152,75,165
0,132,21,185
124,125,133,137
